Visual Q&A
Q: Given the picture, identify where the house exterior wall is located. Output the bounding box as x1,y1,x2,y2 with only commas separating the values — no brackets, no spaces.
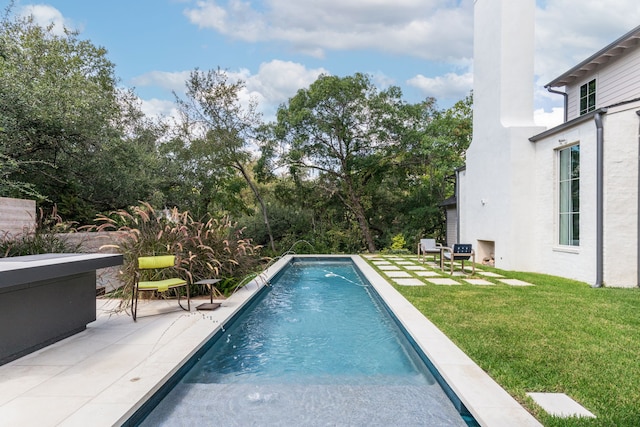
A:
601,104,640,286
445,205,457,247
566,47,640,120
530,105,640,287
530,121,598,284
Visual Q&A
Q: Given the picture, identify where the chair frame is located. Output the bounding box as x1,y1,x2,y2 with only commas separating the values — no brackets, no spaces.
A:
418,238,443,263
442,244,475,274
131,255,190,321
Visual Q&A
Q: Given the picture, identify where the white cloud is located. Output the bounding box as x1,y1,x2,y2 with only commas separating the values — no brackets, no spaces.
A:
133,60,327,122
138,98,181,121
183,0,474,61
130,71,192,94
535,0,640,85
407,71,473,101
20,4,77,36
534,107,564,129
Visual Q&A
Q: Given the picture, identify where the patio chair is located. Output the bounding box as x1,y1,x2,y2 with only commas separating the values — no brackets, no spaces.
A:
131,255,190,321
418,238,442,263
442,244,475,274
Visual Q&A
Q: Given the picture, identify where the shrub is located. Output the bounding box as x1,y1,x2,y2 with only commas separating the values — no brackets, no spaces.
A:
0,206,81,257
91,202,264,304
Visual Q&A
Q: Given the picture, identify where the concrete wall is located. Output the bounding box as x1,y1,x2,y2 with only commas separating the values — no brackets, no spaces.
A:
0,197,36,237
61,232,128,293
460,0,544,272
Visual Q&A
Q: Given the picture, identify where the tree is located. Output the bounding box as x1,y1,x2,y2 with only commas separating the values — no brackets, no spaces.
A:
275,73,408,252
0,8,163,222
174,68,276,251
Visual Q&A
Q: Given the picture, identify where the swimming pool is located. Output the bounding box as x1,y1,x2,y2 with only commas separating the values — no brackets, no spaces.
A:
134,257,478,426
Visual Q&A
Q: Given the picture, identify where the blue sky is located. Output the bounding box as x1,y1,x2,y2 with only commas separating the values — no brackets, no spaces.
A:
12,0,640,127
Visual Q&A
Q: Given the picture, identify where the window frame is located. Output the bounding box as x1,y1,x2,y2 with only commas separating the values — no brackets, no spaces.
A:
558,144,580,247
579,79,596,115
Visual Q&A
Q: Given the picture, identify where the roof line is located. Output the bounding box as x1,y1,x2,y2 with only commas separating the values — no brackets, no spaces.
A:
545,25,640,88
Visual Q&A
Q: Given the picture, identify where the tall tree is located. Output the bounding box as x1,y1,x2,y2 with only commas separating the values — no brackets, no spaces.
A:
175,68,276,251
0,8,162,221
275,73,407,252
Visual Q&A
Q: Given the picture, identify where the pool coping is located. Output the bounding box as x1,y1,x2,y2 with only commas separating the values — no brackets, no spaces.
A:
0,255,542,426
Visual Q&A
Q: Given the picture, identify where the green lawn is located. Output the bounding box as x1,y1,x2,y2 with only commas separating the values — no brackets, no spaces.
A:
365,255,640,427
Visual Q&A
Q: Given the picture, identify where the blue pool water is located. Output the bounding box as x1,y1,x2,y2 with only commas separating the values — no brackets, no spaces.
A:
139,259,472,426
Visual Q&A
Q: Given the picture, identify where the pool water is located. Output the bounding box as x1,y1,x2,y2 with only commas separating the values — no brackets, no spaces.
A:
140,259,470,426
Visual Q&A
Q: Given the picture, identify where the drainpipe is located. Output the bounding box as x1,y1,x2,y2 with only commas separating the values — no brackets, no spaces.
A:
546,86,568,123
455,168,461,244
637,110,640,287
593,112,605,287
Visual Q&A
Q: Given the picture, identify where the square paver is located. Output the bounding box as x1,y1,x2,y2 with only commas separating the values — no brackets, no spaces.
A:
477,271,504,278
499,279,534,286
404,265,427,271
463,279,494,286
372,261,392,265
415,271,441,277
393,278,426,286
385,271,411,278
378,265,400,271
396,261,414,265
426,278,461,285
527,393,595,418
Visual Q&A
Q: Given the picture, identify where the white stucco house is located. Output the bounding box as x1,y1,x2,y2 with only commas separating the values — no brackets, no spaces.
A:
456,0,640,287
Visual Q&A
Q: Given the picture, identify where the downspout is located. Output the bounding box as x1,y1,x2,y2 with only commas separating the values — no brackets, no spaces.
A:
455,168,461,244
546,86,568,123
637,110,640,287
593,111,605,287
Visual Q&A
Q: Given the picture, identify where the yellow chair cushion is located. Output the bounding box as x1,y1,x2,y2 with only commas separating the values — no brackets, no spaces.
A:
138,255,176,269
138,278,187,292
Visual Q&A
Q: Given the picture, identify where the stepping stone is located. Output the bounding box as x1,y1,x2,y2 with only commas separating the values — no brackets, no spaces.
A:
393,278,425,286
415,271,441,277
426,278,461,285
527,393,595,419
378,265,400,271
372,261,392,265
477,271,504,278
396,261,414,265
404,265,427,270
425,262,439,268
385,271,411,278
463,279,494,286
499,279,534,286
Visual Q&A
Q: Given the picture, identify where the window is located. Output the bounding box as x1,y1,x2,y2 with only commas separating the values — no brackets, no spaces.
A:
579,79,596,115
559,145,579,246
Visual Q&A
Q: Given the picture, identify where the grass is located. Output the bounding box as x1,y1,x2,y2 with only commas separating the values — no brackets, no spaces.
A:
364,255,640,427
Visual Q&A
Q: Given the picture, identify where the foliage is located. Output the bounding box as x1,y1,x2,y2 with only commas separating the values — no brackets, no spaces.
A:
390,233,407,250
275,73,412,253
91,202,264,305
174,68,276,251
0,206,81,257
0,9,167,222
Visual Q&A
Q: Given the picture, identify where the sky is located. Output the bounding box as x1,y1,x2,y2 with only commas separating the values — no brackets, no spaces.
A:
10,0,640,128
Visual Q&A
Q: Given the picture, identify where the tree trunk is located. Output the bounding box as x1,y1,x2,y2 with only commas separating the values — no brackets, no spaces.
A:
236,163,276,252
344,177,376,253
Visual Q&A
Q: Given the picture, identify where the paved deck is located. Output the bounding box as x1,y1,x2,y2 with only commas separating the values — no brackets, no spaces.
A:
0,255,542,426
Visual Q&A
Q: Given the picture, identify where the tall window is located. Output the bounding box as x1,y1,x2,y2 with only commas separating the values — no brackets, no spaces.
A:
579,79,596,115
559,145,580,246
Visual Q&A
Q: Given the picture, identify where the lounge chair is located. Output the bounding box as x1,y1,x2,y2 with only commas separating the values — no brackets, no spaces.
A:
418,238,442,263
442,244,475,274
131,255,190,321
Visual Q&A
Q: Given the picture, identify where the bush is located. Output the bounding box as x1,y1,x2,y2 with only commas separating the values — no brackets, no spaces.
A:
0,207,81,257
91,202,265,304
